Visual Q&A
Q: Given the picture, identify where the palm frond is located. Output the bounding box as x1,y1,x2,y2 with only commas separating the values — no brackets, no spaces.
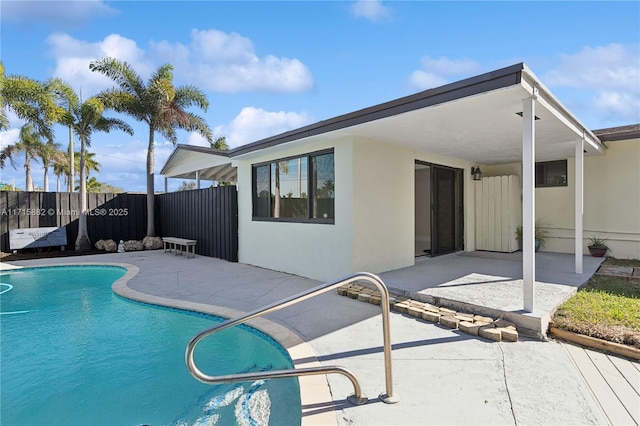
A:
174,85,209,111
89,57,144,96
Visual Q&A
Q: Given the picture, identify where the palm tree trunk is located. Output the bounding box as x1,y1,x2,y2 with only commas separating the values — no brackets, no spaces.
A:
75,137,91,252
146,127,156,237
43,166,49,192
68,114,74,192
56,174,61,192
25,153,33,191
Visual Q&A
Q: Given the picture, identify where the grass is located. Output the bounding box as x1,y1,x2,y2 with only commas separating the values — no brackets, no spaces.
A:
552,257,640,348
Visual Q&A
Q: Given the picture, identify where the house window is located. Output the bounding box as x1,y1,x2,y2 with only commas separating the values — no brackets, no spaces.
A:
252,149,334,223
535,160,567,187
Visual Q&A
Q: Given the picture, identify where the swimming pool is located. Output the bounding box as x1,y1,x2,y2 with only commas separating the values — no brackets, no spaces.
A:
0,265,301,425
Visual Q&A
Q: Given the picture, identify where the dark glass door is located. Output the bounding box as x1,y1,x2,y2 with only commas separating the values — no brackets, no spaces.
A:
431,165,463,256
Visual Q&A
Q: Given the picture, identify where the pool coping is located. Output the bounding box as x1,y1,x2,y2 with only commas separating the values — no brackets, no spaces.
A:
2,261,337,426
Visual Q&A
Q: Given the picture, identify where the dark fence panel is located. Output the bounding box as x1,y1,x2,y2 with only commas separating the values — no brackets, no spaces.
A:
0,192,146,252
156,186,238,261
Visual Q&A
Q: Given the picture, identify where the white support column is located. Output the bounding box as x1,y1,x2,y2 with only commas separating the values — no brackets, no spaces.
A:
164,177,168,193
522,92,537,313
196,170,201,189
575,134,584,274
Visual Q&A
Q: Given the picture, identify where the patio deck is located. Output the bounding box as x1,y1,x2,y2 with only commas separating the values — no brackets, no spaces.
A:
2,250,635,425
380,251,605,338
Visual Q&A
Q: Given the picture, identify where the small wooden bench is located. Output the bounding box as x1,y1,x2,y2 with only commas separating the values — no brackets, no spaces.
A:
162,237,197,259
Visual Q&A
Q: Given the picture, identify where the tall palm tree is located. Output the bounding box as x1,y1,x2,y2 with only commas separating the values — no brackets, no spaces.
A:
53,161,68,192
59,93,132,252
40,141,66,192
47,78,78,192
1,124,46,191
89,57,213,237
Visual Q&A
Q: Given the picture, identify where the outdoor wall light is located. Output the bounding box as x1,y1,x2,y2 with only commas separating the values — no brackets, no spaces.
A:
471,166,483,181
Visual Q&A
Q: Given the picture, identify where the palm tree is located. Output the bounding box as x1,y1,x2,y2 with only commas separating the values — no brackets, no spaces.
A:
89,57,213,237
40,141,66,192
76,176,102,193
211,136,229,150
59,93,133,252
1,124,47,191
0,61,64,140
47,78,79,192
53,161,68,192
73,150,100,179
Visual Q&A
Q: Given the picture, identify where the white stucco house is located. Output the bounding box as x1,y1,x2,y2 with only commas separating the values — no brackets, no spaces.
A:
161,63,640,312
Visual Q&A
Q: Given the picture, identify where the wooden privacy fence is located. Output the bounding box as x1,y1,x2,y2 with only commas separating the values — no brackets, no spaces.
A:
156,186,238,262
0,191,147,253
1,186,238,262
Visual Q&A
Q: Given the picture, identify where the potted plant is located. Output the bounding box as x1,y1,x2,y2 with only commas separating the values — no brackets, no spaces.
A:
587,235,609,257
516,221,548,252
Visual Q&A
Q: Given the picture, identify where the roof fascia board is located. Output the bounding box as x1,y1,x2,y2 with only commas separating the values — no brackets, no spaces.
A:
520,66,604,153
230,63,526,158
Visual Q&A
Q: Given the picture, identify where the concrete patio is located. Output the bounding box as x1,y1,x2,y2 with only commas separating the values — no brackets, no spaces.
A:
2,250,635,425
381,251,605,338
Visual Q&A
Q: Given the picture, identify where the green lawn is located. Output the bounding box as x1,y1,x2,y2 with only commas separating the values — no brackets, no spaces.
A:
552,258,640,348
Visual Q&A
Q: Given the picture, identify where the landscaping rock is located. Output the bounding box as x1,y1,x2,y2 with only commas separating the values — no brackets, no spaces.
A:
103,239,117,253
124,240,144,251
143,236,163,250
95,239,106,250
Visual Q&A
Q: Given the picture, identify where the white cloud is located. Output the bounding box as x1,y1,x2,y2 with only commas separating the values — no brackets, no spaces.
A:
2,0,117,26
351,0,391,23
0,128,20,150
408,56,482,91
186,133,211,147
214,107,314,148
543,44,640,124
46,33,153,97
149,29,314,93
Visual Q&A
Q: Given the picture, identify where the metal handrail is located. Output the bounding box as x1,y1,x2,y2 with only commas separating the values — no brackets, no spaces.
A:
185,272,399,405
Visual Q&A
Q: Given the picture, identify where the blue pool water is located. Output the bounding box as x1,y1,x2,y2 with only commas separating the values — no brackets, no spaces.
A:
0,265,301,425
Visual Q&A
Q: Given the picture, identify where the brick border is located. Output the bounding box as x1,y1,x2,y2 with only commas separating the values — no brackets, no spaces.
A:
338,283,519,342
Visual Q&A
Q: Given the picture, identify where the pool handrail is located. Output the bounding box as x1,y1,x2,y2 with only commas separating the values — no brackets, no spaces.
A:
185,271,399,405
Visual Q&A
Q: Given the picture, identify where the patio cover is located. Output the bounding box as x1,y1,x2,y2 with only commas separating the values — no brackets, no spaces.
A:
160,145,237,187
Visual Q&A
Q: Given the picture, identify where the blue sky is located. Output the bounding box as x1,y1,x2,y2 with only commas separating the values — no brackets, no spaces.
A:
1,0,639,192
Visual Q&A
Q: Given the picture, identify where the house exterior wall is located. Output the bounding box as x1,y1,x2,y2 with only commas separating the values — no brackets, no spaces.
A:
236,138,354,281
350,137,415,274
483,137,640,259
236,135,478,281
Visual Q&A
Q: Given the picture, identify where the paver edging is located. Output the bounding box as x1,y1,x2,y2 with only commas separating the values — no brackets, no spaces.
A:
338,283,519,343
549,326,640,361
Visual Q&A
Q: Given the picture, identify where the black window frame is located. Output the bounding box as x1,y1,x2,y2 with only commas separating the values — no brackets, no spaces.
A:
252,148,335,224
535,160,568,188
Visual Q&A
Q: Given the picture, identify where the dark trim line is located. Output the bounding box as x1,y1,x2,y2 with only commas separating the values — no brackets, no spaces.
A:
230,63,525,157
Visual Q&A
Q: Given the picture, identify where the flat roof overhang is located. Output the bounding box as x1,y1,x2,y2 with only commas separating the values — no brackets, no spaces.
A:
161,145,237,183
230,63,605,164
